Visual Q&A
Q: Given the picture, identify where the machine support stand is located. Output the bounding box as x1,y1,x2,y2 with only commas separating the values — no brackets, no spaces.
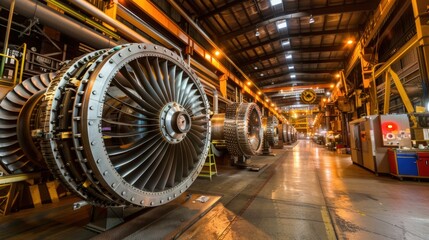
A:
232,155,249,168
261,142,276,156
86,206,125,232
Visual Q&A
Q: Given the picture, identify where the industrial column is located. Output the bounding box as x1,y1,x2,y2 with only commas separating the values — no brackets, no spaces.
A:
412,0,429,108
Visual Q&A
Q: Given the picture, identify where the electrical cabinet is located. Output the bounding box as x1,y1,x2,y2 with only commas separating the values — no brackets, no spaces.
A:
395,151,418,176
349,116,390,174
349,115,412,175
387,149,398,175
388,149,429,179
417,152,429,176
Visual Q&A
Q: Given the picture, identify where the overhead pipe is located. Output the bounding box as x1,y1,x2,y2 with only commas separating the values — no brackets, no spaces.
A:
0,0,225,115
115,3,182,53
68,1,149,43
0,0,120,50
69,0,185,52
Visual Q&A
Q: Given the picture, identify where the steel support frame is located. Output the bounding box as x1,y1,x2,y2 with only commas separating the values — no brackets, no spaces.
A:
412,0,429,107
344,0,397,78
383,68,417,126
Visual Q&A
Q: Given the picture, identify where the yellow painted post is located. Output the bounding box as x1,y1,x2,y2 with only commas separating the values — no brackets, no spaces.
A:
18,43,26,85
388,68,415,114
46,181,59,203
388,68,418,126
219,74,228,98
29,185,42,207
383,70,391,114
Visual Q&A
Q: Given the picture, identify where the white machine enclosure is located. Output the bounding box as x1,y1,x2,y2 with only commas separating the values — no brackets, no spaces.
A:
349,114,412,174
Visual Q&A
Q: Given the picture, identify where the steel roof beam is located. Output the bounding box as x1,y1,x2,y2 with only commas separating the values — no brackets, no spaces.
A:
243,45,346,65
250,58,345,74
257,75,332,86
262,83,333,93
258,78,332,87
221,1,379,40
197,0,245,20
231,28,359,55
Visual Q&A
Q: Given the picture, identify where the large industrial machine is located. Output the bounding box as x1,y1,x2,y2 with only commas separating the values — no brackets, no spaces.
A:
349,114,412,174
261,116,279,155
0,41,279,212
211,102,264,163
1,43,212,207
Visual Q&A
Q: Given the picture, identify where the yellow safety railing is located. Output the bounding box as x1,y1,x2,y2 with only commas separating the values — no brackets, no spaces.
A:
0,54,19,87
17,43,27,85
0,43,26,87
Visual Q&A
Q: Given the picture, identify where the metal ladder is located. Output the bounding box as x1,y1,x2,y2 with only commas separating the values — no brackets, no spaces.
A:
199,144,217,181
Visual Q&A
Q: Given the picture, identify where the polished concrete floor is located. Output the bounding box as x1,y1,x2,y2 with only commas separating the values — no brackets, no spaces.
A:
2,140,429,239
182,140,429,240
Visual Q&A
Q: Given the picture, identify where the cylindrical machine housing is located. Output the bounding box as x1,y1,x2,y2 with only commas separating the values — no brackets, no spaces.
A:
211,113,225,140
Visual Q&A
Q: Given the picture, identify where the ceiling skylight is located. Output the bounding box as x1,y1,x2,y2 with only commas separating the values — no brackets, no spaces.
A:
270,0,282,6
276,20,287,30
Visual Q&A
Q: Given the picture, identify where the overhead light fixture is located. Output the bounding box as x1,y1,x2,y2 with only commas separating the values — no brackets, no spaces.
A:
254,66,258,70
276,20,287,30
260,73,264,77
257,91,262,95
271,103,275,107
288,65,294,70
205,53,211,60
255,28,260,37
309,15,315,24
281,39,290,46
347,39,354,45
285,54,292,59
326,92,331,96
291,74,296,78
270,0,282,6
215,50,220,56
335,73,340,78
246,81,252,86
330,84,334,88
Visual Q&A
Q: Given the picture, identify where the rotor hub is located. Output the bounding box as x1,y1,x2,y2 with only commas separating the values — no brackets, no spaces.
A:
160,102,191,143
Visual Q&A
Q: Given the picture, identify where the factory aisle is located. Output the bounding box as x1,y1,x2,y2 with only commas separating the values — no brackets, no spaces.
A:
3,140,429,239
182,140,429,240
